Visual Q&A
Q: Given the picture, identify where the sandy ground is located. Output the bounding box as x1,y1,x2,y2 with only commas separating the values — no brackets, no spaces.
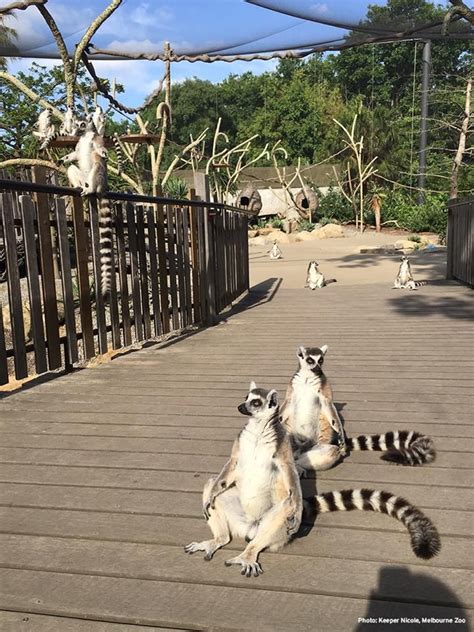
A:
249,228,446,288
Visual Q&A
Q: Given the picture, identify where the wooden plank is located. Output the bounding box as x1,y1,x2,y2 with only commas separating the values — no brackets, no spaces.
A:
135,206,151,339
114,204,131,347
19,195,47,375
0,301,9,385
155,203,170,334
1,535,472,606
88,197,107,355
0,611,181,632
174,205,187,328
126,202,143,341
146,207,161,337
107,204,121,350
166,205,179,331
32,168,61,370
71,196,94,360
54,197,79,366
1,193,28,379
188,194,201,323
1,568,470,632
0,506,469,570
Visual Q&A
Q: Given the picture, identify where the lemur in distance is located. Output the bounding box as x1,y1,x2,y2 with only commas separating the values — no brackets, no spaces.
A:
62,116,113,299
282,346,435,475
393,256,427,290
185,383,440,577
268,240,283,260
305,260,337,289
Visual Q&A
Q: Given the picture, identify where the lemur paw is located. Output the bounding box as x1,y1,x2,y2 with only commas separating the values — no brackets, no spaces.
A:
225,555,263,577
184,541,216,561
296,463,308,478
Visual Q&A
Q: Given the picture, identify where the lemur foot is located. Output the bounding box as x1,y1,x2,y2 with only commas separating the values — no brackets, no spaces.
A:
184,540,220,561
295,463,308,478
225,555,263,577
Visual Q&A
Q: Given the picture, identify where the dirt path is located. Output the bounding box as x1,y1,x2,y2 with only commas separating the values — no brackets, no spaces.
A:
250,228,446,288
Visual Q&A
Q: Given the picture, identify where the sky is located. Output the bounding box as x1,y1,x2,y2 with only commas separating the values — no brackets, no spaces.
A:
1,0,452,111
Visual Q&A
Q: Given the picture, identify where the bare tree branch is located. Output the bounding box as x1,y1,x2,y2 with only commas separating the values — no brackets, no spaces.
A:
0,0,45,15
74,0,122,72
450,76,472,199
0,157,65,173
0,71,64,119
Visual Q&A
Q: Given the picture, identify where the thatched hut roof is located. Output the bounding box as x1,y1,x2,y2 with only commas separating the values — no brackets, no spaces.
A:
237,185,262,213
295,187,318,215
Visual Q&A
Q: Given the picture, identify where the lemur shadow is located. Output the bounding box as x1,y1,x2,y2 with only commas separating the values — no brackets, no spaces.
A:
354,566,469,632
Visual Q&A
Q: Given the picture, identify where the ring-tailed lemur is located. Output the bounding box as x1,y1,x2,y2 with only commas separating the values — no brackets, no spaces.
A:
305,260,336,289
92,105,106,136
185,383,302,577
311,488,440,559
60,107,84,136
185,384,440,576
112,133,125,175
282,346,435,475
281,345,347,474
33,108,57,150
268,240,283,260
62,117,112,299
393,256,427,290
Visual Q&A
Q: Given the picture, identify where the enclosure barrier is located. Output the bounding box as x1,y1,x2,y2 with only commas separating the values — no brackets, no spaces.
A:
447,197,474,288
0,172,254,385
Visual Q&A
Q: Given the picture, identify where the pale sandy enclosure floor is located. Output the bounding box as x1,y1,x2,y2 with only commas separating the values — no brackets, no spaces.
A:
250,229,446,288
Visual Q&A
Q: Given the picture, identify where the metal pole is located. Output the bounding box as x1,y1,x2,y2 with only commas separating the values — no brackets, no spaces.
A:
418,39,431,204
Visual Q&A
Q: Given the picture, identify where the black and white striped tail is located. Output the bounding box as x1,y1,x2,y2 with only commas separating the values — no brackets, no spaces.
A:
347,431,435,465
314,488,441,559
325,278,337,285
413,281,428,287
112,134,125,174
98,199,113,300
40,131,59,150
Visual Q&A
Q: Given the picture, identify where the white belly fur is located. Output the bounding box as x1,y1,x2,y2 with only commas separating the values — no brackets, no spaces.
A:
237,431,277,520
291,381,321,444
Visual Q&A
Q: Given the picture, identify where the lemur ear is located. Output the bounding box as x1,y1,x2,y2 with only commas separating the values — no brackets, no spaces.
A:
249,381,257,391
320,344,328,355
297,346,305,358
267,389,278,408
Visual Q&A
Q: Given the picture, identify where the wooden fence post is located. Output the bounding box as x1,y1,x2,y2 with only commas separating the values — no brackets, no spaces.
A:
194,172,217,324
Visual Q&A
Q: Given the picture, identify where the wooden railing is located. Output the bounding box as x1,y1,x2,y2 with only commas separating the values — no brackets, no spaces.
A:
447,197,474,287
0,173,254,385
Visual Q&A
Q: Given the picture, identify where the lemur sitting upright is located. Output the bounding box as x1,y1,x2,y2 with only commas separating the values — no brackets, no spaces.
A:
185,383,441,576
305,260,336,289
393,256,427,290
62,116,112,299
282,345,435,475
268,240,283,260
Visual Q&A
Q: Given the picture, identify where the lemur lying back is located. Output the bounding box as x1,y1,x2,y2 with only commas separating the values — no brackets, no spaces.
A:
185,383,440,577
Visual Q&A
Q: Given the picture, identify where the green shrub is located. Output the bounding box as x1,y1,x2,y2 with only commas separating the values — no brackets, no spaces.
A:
298,219,315,232
407,234,421,243
163,176,189,199
319,216,332,226
317,187,354,224
270,217,284,229
381,191,448,234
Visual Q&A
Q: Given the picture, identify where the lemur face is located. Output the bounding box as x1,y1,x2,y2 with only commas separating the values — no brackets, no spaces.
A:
297,345,328,373
401,256,409,263
309,260,319,270
237,381,279,418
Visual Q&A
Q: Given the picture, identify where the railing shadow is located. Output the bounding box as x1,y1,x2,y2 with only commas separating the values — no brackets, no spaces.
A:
387,291,474,321
354,566,469,631
219,277,283,319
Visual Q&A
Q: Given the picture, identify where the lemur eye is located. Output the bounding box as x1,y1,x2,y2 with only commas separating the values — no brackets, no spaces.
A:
251,399,261,407
306,357,315,365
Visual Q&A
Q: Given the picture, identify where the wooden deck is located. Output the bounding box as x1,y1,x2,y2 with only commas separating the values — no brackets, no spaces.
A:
0,278,473,631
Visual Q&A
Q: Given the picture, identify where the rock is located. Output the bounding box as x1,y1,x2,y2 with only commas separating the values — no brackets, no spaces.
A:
249,235,270,247
257,227,274,236
420,234,439,246
360,245,399,254
295,231,315,242
248,229,259,238
268,230,293,244
313,223,344,239
394,239,417,250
